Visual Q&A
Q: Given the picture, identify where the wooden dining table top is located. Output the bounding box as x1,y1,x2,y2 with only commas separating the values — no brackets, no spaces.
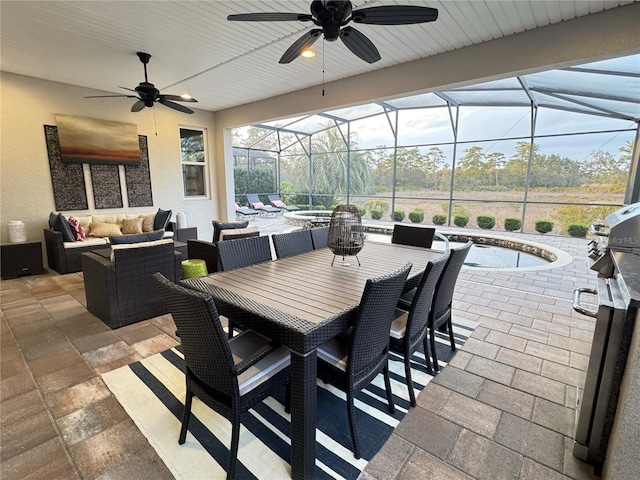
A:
182,241,445,352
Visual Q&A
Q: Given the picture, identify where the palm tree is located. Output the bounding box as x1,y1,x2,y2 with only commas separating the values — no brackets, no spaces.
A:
290,125,371,207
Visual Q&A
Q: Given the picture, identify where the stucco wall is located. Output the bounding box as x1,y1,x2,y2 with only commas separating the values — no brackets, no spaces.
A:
0,73,219,255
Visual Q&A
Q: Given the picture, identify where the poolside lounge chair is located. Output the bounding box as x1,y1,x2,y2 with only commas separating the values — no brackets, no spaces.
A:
235,203,259,220
268,194,300,212
246,194,281,216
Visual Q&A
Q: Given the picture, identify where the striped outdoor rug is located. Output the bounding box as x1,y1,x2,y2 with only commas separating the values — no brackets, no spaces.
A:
102,318,476,480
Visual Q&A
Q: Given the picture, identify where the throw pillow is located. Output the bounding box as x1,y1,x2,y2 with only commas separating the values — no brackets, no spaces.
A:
50,213,75,242
271,200,286,208
212,220,249,242
109,229,165,245
48,211,58,229
67,216,86,241
141,214,155,232
121,217,144,235
153,208,172,231
88,221,122,237
218,226,259,241
252,201,265,209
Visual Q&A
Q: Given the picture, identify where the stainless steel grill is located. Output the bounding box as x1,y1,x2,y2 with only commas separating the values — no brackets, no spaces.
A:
587,202,640,277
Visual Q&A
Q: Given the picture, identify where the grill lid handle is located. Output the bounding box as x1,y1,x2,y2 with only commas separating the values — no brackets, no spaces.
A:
572,287,598,318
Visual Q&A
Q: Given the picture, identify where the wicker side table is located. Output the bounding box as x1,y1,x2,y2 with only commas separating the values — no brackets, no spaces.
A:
1,241,44,279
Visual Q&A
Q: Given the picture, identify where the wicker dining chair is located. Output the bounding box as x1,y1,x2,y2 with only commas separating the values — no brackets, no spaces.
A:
216,235,273,338
272,229,314,259
310,226,329,249
391,253,449,405
424,240,472,372
154,273,290,480
216,235,272,271
317,262,412,459
391,224,436,249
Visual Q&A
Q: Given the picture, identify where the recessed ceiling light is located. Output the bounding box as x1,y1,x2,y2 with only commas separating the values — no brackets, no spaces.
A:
301,50,315,58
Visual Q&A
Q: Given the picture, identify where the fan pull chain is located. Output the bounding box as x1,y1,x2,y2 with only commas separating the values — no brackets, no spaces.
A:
153,107,158,136
322,39,325,97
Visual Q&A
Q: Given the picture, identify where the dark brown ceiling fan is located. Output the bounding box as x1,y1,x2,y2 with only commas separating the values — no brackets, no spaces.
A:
85,52,198,114
228,0,438,64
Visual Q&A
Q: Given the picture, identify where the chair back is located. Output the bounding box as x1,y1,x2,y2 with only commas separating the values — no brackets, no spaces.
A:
349,263,411,381
153,273,237,397
112,241,180,319
432,240,472,321
391,224,436,249
311,227,329,249
272,230,314,259
404,253,449,345
217,235,272,271
246,194,263,208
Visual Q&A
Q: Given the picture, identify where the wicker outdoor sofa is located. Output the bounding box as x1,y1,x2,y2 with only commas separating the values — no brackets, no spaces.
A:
44,209,179,274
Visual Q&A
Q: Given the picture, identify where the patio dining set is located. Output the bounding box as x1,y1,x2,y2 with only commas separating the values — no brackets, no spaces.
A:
152,215,470,479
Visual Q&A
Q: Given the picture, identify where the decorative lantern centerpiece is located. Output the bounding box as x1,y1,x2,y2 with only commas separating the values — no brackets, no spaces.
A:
327,204,364,266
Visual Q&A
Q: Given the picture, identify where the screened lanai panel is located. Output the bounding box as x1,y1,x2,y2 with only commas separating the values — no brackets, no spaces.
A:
526,68,640,103
392,144,454,198
324,104,385,121
279,152,309,201
535,108,636,136
450,77,522,91
535,92,640,121
397,108,455,145
528,130,634,205
285,115,340,135
453,138,527,201
457,106,532,142
349,113,397,149
384,92,448,109
446,90,531,106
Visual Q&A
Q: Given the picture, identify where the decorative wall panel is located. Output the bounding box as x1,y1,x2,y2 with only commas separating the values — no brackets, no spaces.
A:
90,164,123,209
125,136,153,207
44,125,88,211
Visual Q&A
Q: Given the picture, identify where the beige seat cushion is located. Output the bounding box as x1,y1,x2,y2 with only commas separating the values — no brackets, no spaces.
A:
390,308,409,340
218,225,259,241
230,330,290,396
317,336,349,372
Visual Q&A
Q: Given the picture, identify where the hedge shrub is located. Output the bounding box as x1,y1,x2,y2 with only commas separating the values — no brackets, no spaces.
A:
454,215,469,227
393,210,405,222
356,206,366,217
477,215,495,229
568,223,589,238
363,199,390,213
313,205,326,210
371,209,384,220
408,209,424,223
535,220,554,234
432,214,446,225
504,217,521,231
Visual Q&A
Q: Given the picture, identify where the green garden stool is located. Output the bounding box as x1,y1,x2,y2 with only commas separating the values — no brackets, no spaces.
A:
181,259,208,279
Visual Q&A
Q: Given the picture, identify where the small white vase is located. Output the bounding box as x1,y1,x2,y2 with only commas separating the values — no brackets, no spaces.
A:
176,212,187,229
8,221,26,243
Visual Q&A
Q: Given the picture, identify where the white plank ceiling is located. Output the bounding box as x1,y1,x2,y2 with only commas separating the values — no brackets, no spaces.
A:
0,1,635,112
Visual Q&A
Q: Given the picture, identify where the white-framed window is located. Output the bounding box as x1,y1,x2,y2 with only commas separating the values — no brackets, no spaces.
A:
179,127,208,197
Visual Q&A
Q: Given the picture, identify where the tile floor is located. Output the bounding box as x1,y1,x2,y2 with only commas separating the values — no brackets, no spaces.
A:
1,217,602,479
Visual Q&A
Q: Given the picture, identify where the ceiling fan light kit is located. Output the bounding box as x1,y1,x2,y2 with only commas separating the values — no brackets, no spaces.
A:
85,52,198,114
228,0,438,64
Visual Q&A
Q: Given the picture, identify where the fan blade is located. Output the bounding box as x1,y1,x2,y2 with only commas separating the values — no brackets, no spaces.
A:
159,94,198,103
85,94,136,98
351,5,438,25
279,29,322,64
339,26,381,64
228,12,312,22
159,98,194,114
119,86,139,93
131,100,146,112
